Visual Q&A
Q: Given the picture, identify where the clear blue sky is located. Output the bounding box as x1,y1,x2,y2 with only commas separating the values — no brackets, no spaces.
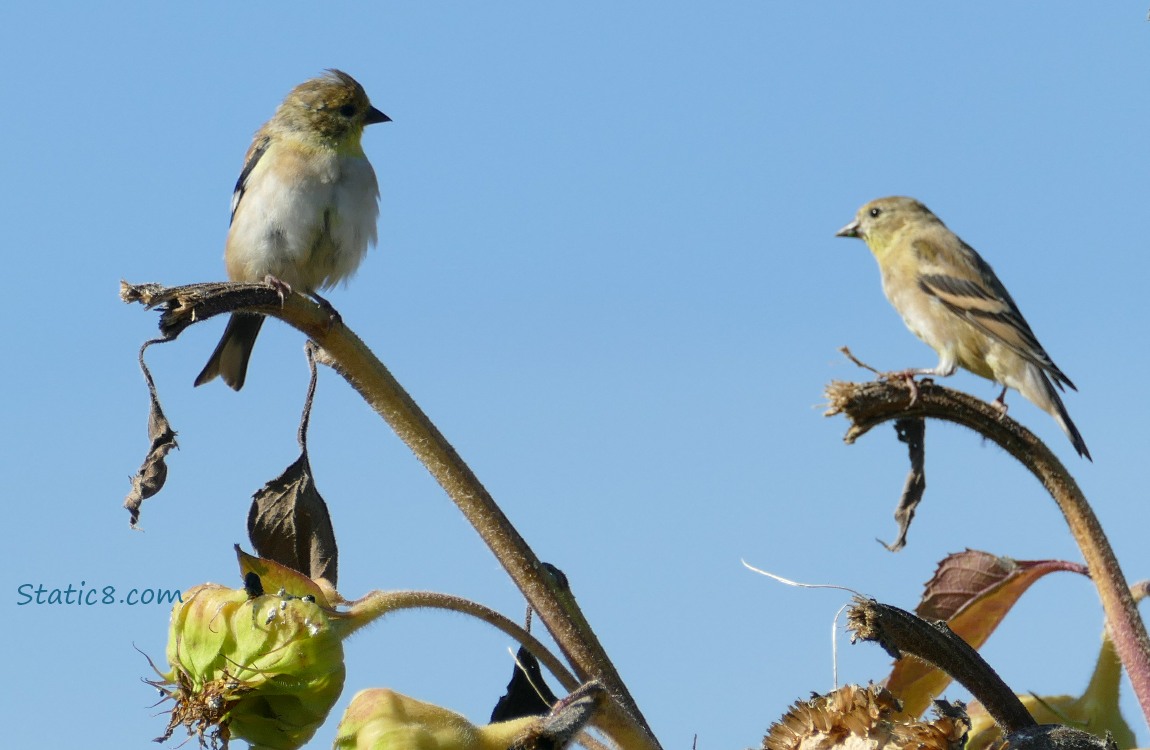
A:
5,3,1150,749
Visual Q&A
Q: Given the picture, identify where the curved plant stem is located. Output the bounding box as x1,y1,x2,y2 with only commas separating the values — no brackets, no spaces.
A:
334,589,580,691
123,282,661,750
825,378,1150,725
847,598,1034,733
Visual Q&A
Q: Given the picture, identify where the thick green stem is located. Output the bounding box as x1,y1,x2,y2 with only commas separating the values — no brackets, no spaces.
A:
335,589,579,690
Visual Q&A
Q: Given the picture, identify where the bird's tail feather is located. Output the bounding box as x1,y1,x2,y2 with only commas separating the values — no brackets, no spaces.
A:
194,313,265,391
1037,373,1091,461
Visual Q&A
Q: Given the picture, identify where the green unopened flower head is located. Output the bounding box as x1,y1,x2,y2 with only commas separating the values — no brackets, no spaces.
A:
153,582,345,750
334,682,605,750
333,688,538,750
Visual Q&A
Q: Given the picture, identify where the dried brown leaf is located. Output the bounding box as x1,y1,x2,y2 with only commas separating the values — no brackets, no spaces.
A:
246,343,338,585
883,418,926,551
247,451,338,586
123,339,178,528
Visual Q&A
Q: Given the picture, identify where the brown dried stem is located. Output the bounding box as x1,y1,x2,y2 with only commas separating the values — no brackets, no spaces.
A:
847,598,1034,732
122,281,659,750
825,377,1150,723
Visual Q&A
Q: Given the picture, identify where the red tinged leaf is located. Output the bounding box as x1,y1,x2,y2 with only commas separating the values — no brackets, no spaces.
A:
886,549,1087,717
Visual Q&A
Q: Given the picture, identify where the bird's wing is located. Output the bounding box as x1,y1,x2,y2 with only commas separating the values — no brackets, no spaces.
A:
230,135,271,225
916,239,1076,391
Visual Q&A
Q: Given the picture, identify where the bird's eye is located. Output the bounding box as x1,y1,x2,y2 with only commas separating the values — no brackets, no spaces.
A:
869,207,882,218
339,104,357,117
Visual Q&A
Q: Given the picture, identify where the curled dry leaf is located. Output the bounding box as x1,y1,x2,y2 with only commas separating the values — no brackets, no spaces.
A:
884,418,926,551
124,340,178,528
120,281,281,528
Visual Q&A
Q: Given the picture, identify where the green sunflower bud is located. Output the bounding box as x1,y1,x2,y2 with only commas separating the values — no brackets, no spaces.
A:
154,582,346,750
333,682,605,750
333,688,537,750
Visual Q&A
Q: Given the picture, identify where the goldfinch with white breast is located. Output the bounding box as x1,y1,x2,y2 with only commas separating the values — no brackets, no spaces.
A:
196,69,389,390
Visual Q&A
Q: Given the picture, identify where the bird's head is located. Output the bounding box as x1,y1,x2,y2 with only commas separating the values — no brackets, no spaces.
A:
836,196,935,252
272,69,390,148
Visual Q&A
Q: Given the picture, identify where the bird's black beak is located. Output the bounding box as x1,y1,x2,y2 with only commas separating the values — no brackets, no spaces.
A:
835,220,859,238
366,106,392,125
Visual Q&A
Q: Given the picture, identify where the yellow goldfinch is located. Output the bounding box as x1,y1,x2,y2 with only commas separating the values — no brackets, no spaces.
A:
195,69,389,390
836,196,1090,460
